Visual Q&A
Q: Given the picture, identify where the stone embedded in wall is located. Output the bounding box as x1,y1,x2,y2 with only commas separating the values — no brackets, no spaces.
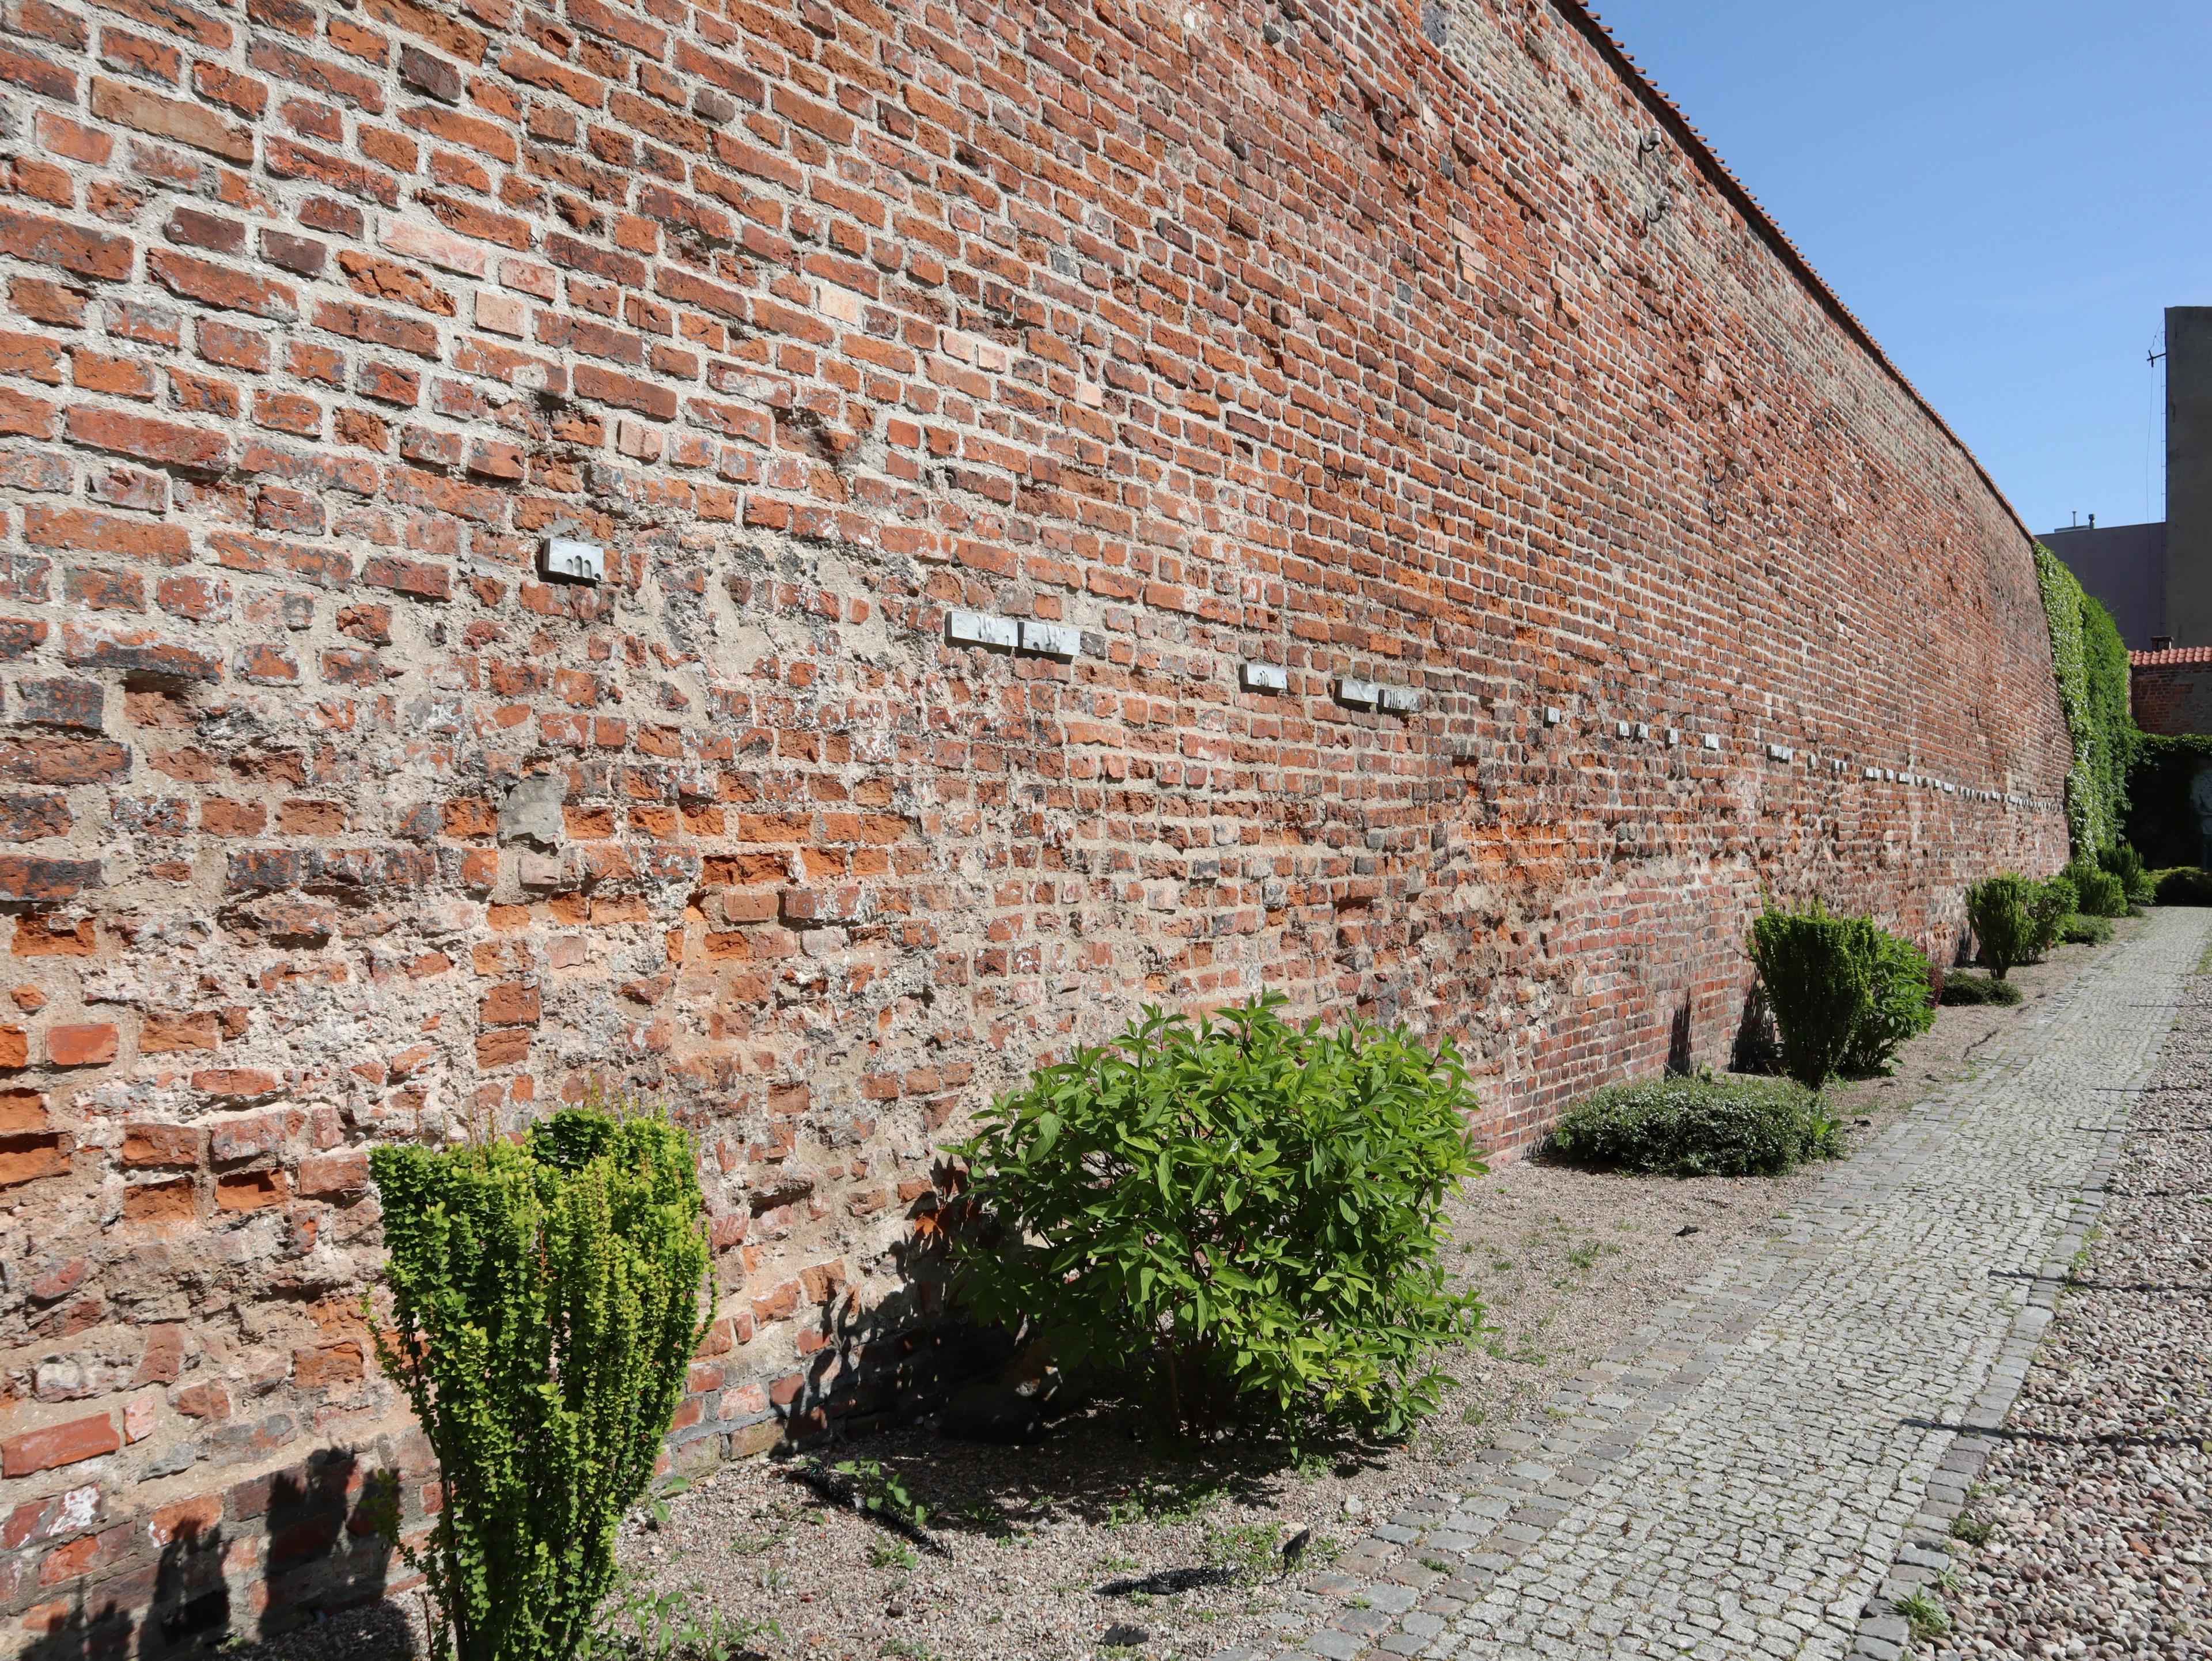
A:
0,0,2070,1646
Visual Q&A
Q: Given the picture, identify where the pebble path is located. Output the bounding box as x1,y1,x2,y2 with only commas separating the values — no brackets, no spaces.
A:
1210,907,2212,1661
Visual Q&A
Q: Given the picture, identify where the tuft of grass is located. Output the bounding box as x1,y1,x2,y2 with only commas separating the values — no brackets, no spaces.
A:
868,1538,918,1572
1893,1587,1950,1642
1948,1515,1993,1546
1202,1521,1281,1576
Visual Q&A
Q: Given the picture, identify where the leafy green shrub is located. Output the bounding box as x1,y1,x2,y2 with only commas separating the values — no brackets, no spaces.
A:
2153,866,2212,906
1748,901,1872,1088
2062,858,2126,919
1967,874,2039,979
947,994,1485,1437
1938,972,2023,1007
2059,913,2113,946
1840,927,1934,1076
369,1107,710,1661
1545,1074,1842,1177
2031,873,2077,958
2097,842,2152,906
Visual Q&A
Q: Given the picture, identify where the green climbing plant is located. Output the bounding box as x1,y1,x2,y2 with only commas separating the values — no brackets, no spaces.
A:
2034,544,2137,855
367,1104,710,1661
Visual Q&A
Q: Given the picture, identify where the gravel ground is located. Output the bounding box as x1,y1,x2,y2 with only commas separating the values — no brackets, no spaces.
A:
1929,957,2212,1660
224,928,2126,1661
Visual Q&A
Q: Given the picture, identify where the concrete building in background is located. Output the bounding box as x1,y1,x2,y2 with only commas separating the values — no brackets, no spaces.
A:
2041,519,2166,649
2046,306,2212,653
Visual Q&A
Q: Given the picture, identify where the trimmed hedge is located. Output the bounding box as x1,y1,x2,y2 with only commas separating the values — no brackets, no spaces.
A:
1546,1074,1843,1178
1940,973,2024,1007
2154,866,2212,906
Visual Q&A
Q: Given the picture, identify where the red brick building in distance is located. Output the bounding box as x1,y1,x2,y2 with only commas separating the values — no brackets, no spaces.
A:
0,0,2071,1648
2130,644,2212,736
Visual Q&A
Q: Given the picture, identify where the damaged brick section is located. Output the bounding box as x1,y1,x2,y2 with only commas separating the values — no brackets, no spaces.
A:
0,0,2068,1648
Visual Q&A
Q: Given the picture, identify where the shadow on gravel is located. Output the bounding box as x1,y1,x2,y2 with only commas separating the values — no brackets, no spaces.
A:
1904,1416,2210,1448
1987,1269,2211,1293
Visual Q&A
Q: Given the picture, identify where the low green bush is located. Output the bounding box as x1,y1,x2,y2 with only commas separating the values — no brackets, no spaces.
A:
1938,972,2023,1007
1748,901,1872,1088
2059,913,2113,946
948,994,1486,1437
1545,1074,1842,1178
2030,873,2076,956
2061,858,2126,919
368,1107,710,1661
1968,873,2066,979
1840,927,1934,1077
2153,866,2212,906
2096,843,2152,906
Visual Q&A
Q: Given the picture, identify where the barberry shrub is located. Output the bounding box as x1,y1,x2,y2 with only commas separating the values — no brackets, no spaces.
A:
368,1107,709,1661
947,994,1486,1438
1748,901,1873,1089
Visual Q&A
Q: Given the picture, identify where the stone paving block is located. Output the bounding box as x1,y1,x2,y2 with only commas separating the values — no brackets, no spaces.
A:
1296,913,2210,1661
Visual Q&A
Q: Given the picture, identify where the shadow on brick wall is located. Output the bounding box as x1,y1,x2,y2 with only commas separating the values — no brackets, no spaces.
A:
18,1447,411,1661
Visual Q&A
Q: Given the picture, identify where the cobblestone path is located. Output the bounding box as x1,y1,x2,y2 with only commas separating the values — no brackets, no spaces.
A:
1224,908,2212,1661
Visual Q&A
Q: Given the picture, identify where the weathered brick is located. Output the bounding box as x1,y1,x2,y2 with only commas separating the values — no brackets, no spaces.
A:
1,1413,118,1477
147,248,296,320
0,207,131,281
61,621,222,681
89,74,252,161
46,1023,116,1065
63,405,229,470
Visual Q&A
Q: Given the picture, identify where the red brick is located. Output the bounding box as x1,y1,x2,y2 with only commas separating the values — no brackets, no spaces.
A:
147,248,297,320
122,1122,203,1166
0,207,131,281
1,1413,117,1477
22,506,189,561
63,406,229,470
46,1024,116,1066
296,1149,369,1198
89,74,252,161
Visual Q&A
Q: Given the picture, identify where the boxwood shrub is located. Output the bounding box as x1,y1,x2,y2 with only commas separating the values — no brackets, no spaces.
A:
1545,1074,1842,1178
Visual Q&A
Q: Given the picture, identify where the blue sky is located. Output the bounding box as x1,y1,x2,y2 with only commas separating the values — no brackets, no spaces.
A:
1589,0,2212,535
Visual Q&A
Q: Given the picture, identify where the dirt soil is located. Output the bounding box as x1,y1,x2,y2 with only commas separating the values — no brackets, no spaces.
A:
243,924,2136,1661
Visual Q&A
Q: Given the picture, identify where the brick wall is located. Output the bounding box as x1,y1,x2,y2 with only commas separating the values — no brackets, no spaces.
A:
0,0,2070,1648
2130,647,2212,736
